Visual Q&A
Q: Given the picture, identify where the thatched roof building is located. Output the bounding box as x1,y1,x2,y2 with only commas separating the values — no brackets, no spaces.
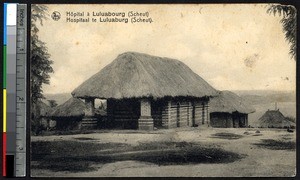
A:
72,52,218,130
258,109,294,128
210,91,255,114
209,91,255,128
72,52,217,99
49,97,87,130
50,97,86,118
38,101,53,117
36,101,55,130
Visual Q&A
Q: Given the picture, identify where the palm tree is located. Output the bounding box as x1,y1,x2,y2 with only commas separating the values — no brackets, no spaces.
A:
267,4,296,60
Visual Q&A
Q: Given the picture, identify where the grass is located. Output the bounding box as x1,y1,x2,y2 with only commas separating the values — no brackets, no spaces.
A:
253,139,296,151
31,141,130,172
31,140,244,172
31,141,129,160
128,141,244,165
210,132,243,140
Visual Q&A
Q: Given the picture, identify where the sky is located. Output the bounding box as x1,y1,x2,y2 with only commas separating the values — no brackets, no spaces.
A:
35,4,296,94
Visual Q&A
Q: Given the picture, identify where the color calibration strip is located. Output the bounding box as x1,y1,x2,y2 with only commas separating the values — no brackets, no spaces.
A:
3,3,27,177
4,3,17,177
3,3,7,175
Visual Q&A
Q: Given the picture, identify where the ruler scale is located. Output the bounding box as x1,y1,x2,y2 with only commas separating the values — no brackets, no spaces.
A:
15,4,27,177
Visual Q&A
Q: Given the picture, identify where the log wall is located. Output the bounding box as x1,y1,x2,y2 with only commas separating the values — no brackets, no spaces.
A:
161,102,170,128
107,98,210,130
194,101,203,126
163,99,209,128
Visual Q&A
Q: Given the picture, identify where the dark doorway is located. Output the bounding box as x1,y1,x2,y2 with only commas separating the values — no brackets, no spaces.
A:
192,102,195,126
108,99,140,129
232,113,239,128
202,103,205,125
239,116,246,127
176,103,180,127
187,105,190,126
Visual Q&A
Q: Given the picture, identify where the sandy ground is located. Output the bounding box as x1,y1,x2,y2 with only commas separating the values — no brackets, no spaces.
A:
31,127,296,177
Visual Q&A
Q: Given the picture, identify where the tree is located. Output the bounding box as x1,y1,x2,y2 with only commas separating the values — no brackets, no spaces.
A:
267,4,296,60
31,5,54,134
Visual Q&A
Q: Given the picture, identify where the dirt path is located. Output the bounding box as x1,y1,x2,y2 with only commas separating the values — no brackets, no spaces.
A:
31,128,296,177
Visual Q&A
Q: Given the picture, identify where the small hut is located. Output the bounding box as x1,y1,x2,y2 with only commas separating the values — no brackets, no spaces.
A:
209,91,255,128
38,101,55,130
50,97,86,130
39,101,52,117
72,52,218,130
258,109,294,128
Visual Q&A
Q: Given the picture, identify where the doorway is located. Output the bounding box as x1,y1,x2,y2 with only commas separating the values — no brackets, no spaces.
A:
176,103,180,127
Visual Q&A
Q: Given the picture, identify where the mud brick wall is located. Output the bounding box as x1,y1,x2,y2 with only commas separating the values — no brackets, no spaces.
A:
210,113,227,127
210,112,233,128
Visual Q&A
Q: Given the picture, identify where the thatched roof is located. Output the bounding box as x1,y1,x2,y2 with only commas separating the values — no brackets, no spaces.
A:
38,101,53,117
209,91,255,114
50,97,86,118
72,52,217,99
258,110,292,128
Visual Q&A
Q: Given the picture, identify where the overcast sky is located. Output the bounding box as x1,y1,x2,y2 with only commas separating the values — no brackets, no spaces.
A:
36,4,296,94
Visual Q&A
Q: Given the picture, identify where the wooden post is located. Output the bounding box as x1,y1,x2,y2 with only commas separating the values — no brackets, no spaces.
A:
206,101,210,127
84,98,95,117
138,99,154,130
202,102,205,125
245,115,248,127
192,101,195,126
188,102,193,127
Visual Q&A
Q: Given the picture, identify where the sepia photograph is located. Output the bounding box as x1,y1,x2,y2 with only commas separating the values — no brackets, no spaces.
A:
30,4,296,177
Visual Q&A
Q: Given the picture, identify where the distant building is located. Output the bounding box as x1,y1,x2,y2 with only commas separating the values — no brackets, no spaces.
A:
209,91,255,128
258,109,295,128
49,97,86,130
71,52,218,130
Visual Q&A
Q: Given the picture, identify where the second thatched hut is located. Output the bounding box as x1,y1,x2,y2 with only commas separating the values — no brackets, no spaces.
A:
49,97,86,130
38,101,56,130
209,91,255,128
